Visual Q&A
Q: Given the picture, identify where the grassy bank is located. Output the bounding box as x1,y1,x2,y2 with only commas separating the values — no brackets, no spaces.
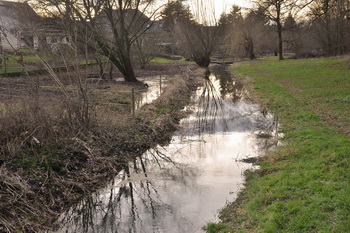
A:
205,56,350,232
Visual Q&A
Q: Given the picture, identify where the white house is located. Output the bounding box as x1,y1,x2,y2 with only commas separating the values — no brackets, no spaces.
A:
0,1,71,53
0,0,39,52
36,17,72,51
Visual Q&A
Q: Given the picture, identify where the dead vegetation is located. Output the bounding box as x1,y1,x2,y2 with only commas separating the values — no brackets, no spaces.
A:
0,62,203,232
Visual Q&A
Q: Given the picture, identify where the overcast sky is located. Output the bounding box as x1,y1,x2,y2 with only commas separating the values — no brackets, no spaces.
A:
151,0,252,22
14,0,253,21
184,0,252,23
219,0,252,11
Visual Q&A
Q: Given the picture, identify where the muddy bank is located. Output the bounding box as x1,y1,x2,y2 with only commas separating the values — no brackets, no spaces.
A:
0,63,204,232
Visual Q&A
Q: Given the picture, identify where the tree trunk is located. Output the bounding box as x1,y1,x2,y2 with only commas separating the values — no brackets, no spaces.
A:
109,54,138,82
249,38,255,60
95,58,104,78
109,61,113,79
140,62,146,70
121,56,138,82
277,23,284,60
195,56,211,67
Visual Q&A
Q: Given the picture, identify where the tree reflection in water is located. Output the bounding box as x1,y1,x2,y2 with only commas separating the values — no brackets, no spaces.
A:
190,66,260,136
54,67,279,233
211,65,246,101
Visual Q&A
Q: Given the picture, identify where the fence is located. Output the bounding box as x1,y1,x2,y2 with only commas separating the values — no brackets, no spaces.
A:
0,52,29,76
0,51,100,77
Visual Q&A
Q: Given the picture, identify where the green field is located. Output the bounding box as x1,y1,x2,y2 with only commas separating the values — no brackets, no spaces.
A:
0,54,191,75
0,51,100,75
151,57,193,64
0,53,39,73
205,56,350,232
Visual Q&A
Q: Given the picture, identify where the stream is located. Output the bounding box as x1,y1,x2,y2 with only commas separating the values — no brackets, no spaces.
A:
134,75,172,110
54,65,278,233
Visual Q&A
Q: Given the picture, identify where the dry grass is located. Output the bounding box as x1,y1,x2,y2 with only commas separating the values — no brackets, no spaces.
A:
0,168,53,232
0,62,203,232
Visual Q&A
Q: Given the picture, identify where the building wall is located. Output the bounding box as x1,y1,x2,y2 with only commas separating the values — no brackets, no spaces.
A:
0,8,21,51
0,31,21,51
0,1,39,52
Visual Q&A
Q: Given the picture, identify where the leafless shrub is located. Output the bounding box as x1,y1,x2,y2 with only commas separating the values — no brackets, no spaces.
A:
0,102,55,155
0,167,55,233
0,85,93,157
0,53,200,232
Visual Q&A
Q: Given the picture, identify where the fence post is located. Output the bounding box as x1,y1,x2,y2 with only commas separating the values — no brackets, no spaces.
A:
132,88,135,116
275,116,279,136
3,53,6,74
159,75,162,93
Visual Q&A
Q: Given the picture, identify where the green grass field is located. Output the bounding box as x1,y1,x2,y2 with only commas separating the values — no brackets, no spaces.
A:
0,54,191,75
205,56,350,232
0,52,100,75
0,53,39,73
151,57,193,64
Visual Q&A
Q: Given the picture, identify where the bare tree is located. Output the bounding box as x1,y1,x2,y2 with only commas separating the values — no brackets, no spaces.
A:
33,0,161,82
254,0,310,60
162,0,223,67
132,30,160,69
308,0,350,56
240,8,269,59
219,6,271,59
218,5,244,58
175,21,221,67
283,13,304,54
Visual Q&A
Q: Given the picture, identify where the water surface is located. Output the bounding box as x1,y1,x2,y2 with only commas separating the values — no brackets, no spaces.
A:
55,66,277,233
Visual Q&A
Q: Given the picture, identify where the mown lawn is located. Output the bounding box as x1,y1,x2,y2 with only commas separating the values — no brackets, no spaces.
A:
205,56,350,232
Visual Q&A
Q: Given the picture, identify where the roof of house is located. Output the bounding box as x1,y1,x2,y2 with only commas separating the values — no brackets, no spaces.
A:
0,0,39,24
97,8,150,25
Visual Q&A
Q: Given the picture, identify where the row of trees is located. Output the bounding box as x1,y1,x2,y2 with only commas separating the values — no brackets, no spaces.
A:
32,0,162,82
219,0,350,60
27,0,227,82
24,0,222,83
21,0,350,82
